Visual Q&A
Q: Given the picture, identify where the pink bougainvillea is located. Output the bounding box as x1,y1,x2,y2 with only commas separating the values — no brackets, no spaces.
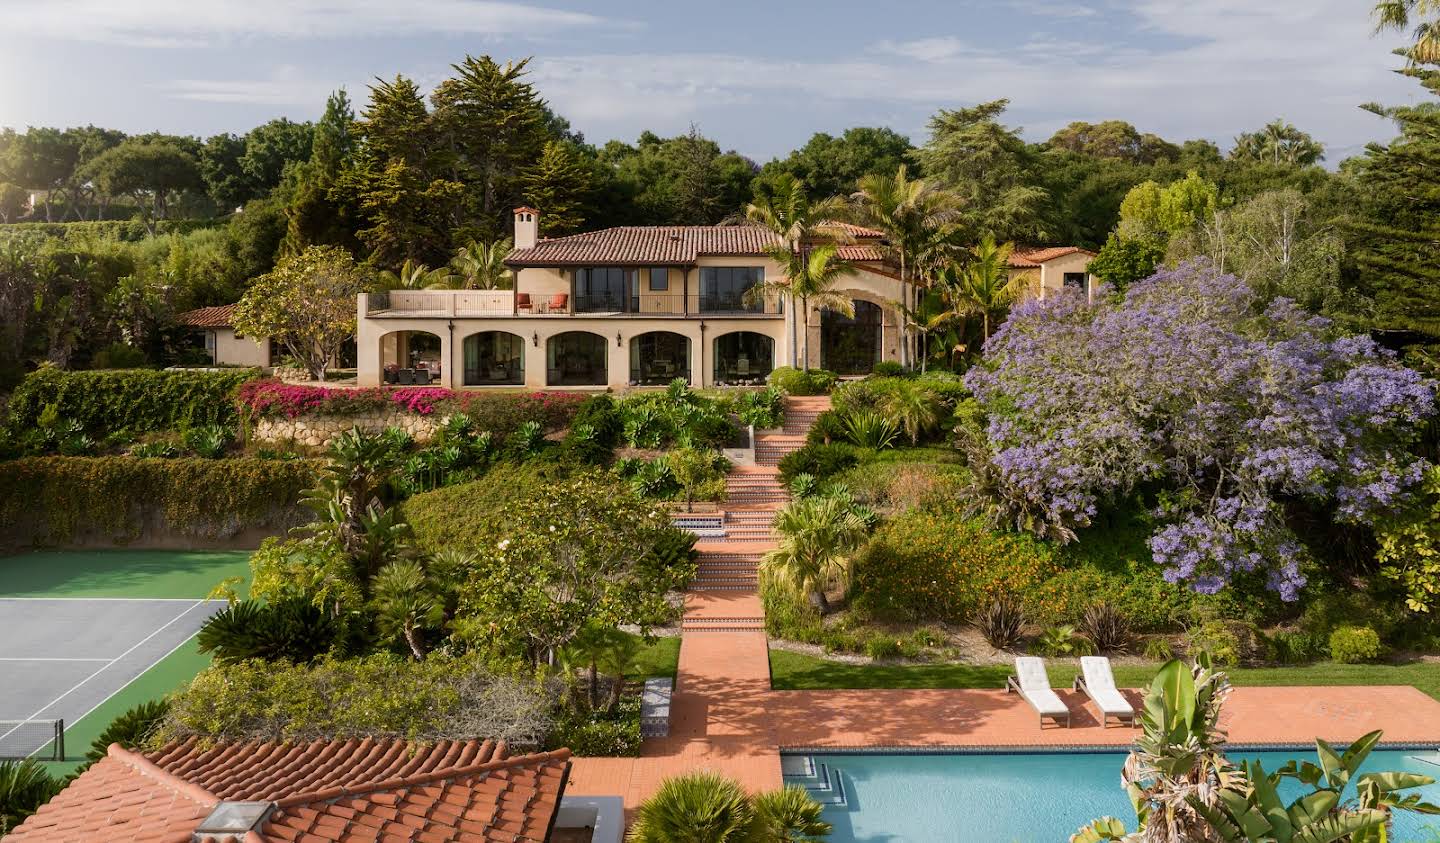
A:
237,380,456,419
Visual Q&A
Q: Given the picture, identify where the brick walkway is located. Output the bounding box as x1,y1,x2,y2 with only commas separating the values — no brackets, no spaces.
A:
566,394,1440,815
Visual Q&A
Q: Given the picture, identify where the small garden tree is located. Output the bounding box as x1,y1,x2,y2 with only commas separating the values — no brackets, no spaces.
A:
668,447,728,512
233,245,371,380
762,493,872,613
452,472,693,665
964,261,1435,601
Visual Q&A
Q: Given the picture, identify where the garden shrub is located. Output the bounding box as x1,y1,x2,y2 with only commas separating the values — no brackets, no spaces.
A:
1031,625,1095,657
0,456,318,547
196,599,341,663
1142,637,1175,661
777,443,860,483
8,366,261,439
1265,630,1325,665
1328,625,1383,663
1183,620,1262,667
769,366,837,396
545,693,644,757
90,343,148,369
863,635,903,660
403,462,568,552
615,384,737,450
849,511,1061,624
155,654,553,746
569,394,621,446
805,410,846,445
84,700,171,765
871,361,909,378
724,386,784,429
829,461,967,512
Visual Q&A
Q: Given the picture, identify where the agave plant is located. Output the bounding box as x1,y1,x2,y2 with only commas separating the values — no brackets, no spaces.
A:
841,409,899,450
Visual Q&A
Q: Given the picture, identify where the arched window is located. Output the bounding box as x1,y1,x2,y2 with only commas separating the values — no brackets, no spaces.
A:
712,332,774,386
547,331,608,386
630,332,691,385
379,330,443,385
462,331,524,386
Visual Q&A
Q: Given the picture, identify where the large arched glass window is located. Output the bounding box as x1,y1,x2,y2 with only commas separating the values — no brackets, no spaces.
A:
547,331,608,386
462,331,524,385
821,299,883,375
379,330,443,385
712,332,774,386
630,332,690,385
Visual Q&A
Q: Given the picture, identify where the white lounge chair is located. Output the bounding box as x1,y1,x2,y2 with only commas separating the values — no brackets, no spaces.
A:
1005,657,1071,728
1073,656,1136,728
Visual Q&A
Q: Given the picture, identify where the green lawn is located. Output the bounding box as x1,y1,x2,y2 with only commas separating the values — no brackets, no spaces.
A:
627,634,681,679
0,549,251,598
769,649,1440,700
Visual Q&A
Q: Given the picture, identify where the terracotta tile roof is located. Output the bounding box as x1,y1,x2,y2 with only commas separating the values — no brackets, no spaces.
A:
826,222,886,239
836,244,885,261
176,304,239,328
507,225,781,267
1008,246,1096,268
8,738,570,843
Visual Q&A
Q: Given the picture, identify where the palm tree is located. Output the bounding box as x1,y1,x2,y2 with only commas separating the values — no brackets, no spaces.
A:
752,787,833,842
851,165,963,368
377,259,456,290
1375,0,1440,61
371,558,444,659
628,772,755,843
931,234,1029,347
742,175,851,367
762,494,871,613
1230,120,1324,167
745,243,857,372
449,238,514,290
883,382,942,445
560,623,639,713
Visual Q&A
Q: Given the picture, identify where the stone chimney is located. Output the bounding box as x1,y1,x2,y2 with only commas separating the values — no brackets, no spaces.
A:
513,206,539,249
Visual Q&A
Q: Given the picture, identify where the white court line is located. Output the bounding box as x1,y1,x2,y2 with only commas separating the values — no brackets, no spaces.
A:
51,607,225,744
0,599,208,751
0,658,111,662
0,597,206,602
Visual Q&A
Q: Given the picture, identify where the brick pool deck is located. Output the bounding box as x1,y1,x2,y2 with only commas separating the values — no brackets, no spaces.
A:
566,397,1440,813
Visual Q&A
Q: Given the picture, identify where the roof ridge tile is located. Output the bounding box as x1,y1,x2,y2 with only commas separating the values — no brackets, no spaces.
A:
270,749,571,811
107,744,218,810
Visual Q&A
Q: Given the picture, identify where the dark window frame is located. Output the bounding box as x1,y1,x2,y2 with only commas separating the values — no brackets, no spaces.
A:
648,267,669,292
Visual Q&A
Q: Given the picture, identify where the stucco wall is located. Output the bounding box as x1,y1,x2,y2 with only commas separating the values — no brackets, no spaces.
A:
356,309,790,390
212,328,270,367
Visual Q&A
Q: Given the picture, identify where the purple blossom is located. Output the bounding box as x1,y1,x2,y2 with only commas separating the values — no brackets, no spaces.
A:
965,261,1436,600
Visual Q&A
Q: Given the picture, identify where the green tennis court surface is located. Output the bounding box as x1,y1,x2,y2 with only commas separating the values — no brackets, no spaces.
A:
0,550,251,772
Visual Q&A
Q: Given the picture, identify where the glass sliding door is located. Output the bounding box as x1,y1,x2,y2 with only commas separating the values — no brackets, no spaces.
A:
574,267,634,312
630,332,690,385
547,331,608,386
712,331,774,385
462,331,524,385
700,267,768,313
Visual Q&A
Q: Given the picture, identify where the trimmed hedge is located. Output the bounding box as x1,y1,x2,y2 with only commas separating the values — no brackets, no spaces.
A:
8,366,261,437
0,456,318,547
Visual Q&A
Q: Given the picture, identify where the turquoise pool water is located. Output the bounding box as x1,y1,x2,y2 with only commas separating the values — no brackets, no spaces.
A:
788,749,1440,843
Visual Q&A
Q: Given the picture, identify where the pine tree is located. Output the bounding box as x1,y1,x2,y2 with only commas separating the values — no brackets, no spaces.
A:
521,140,593,235
1349,57,1440,338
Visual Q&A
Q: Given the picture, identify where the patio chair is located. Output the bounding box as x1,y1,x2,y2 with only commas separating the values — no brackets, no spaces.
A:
1073,657,1136,728
517,293,533,313
1005,657,1071,728
547,293,569,313
412,369,432,385
397,369,415,385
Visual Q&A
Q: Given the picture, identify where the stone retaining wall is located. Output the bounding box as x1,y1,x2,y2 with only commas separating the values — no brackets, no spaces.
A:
253,409,444,448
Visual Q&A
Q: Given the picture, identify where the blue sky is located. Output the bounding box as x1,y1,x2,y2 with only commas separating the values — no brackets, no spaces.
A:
0,0,1422,164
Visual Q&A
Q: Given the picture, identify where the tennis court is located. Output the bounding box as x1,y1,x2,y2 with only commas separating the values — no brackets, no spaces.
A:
0,550,249,762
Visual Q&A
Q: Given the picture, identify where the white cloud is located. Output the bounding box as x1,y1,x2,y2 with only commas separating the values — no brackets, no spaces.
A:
872,37,972,62
4,0,614,47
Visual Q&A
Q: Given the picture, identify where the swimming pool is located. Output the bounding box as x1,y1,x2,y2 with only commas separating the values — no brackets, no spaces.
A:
784,748,1440,843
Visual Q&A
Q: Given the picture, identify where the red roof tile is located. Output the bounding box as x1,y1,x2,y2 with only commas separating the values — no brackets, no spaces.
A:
8,739,570,843
176,304,239,328
1008,246,1096,268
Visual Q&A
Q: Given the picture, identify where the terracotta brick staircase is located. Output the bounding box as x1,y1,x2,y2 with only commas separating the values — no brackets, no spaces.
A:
683,395,829,609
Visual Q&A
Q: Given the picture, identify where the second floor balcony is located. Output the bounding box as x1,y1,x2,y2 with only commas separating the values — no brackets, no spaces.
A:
364,289,784,319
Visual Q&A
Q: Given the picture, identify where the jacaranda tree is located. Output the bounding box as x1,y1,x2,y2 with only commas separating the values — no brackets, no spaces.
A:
963,261,1435,600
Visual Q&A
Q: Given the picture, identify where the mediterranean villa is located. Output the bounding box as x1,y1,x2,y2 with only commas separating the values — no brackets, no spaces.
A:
182,208,1095,388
